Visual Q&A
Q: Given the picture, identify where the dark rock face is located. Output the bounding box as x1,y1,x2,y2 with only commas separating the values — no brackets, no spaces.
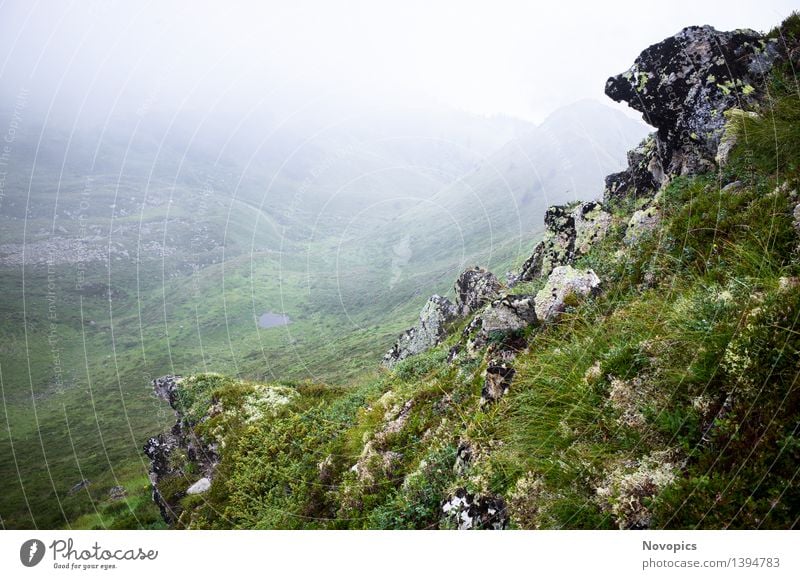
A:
454,267,502,316
453,441,472,475
143,375,219,525
604,134,664,203
385,267,501,367
382,295,459,368
606,26,780,176
143,431,182,524
519,201,610,283
481,360,515,405
442,488,508,530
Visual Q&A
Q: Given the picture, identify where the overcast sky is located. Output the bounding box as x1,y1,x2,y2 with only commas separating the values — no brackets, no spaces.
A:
0,0,797,125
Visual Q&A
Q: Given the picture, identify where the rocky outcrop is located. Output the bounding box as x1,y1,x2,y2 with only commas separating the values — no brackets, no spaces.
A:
67,479,91,495
518,201,611,282
534,266,601,322
442,488,508,530
604,134,664,202
453,294,536,358
606,26,780,178
143,375,219,525
382,295,458,368
454,267,502,316
384,268,500,368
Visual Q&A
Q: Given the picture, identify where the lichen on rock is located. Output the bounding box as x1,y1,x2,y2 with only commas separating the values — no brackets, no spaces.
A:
382,294,459,368
595,451,678,529
606,25,780,176
534,265,601,321
518,201,611,282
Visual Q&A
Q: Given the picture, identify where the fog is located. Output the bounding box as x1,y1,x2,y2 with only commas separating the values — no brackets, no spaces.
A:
0,0,796,130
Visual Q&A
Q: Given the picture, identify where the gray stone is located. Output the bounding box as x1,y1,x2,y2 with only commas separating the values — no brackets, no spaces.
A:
68,479,91,495
186,477,211,495
480,295,538,334
454,267,501,316
453,441,472,475
624,206,660,246
382,295,458,368
518,201,611,282
534,266,601,322
441,488,508,530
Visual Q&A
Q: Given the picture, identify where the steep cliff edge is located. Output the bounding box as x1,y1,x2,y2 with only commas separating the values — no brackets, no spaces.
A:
145,14,800,529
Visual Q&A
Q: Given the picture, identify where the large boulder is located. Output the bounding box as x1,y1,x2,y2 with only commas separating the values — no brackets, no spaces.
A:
534,265,601,322
605,26,780,176
382,295,458,368
518,201,611,282
454,267,502,316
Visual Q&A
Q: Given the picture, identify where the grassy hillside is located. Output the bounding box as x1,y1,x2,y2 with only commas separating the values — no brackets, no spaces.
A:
0,97,641,529
132,15,800,530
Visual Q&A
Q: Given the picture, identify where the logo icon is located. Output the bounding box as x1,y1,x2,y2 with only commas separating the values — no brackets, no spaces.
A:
20,539,45,567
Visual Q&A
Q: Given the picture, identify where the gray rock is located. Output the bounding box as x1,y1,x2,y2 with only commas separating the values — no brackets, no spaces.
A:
519,201,611,282
68,479,91,495
624,206,660,246
455,294,537,358
606,26,780,176
108,485,127,501
480,295,538,334
604,133,665,203
382,295,458,368
186,477,211,495
441,488,508,530
534,266,601,322
453,441,472,475
454,267,501,316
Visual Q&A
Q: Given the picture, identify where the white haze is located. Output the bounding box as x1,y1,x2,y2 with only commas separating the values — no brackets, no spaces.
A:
0,0,796,127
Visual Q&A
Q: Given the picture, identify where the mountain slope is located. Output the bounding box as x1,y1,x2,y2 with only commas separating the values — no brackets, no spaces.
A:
135,13,800,530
